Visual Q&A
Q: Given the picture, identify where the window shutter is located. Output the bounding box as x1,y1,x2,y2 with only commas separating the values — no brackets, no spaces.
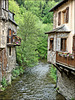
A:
58,12,61,26
66,7,69,23
7,29,9,43
64,38,66,51
9,29,11,43
11,30,13,43
61,38,67,51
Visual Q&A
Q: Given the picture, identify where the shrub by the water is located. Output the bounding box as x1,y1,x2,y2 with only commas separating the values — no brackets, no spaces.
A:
1,76,7,88
50,64,57,82
12,66,24,80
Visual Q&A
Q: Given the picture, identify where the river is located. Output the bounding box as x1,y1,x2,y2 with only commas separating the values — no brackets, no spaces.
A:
0,61,65,100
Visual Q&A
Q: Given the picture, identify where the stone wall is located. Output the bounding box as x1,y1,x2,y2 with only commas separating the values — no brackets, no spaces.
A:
47,51,56,64
7,47,16,72
0,48,7,83
6,47,16,82
0,20,8,49
57,70,75,100
0,0,17,84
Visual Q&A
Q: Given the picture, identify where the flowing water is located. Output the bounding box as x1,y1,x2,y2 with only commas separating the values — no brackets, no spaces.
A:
0,61,65,100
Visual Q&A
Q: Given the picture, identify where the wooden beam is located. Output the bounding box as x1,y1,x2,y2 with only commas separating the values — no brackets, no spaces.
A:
56,62,75,75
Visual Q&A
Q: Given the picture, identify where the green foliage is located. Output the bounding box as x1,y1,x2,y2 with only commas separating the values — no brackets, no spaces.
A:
1,87,5,91
1,77,7,88
19,66,24,74
56,87,59,91
71,98,75,100
50,64,57,82
9,0,24,24
23,0,57,24
9,0,60,66
16,12,39,67
12,66,24,79
12,68,20,77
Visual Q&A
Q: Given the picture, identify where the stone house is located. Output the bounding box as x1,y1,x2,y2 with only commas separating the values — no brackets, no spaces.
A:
0,0,21,84
45,0,75,99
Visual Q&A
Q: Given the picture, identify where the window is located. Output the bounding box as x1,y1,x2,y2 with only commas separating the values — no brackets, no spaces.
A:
7,29,14,43
62,7,69,24
13,32,15,43
9,47,11,56
66,7,69,23
58,11,61,26
61,38,67,51
50,38,54,51
8,29,11,43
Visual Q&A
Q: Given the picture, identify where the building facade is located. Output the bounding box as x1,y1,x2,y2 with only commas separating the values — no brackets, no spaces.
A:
0,0,21,84
46,0,75,99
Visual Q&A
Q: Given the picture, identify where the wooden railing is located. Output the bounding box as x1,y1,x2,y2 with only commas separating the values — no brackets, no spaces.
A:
56,51,75,68
7,36,21,46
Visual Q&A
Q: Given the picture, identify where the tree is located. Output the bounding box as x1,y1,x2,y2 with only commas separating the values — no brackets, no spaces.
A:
17,12,40,67
9,0,59,66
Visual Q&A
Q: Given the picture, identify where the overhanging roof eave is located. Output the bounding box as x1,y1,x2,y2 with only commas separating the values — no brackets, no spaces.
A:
49,0,68,12
45,31,71,34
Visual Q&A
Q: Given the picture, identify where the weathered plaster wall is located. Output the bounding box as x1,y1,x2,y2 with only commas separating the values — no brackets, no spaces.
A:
47,33,69,63
57,70,75,100
0,20,8,49
0,0,17,84
6,47,16,82
7,47,16,72
0,50,2,84
53,0,74,53
47,34,56,64
6,21,17,82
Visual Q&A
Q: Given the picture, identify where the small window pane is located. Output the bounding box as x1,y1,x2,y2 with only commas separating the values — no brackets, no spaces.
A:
50,38,54,51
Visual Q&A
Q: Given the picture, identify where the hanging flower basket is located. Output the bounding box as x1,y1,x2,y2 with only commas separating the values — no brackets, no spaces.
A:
63,54,67,58
70,55,74,60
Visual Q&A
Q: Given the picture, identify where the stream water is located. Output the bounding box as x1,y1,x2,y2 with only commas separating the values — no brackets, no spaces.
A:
0,61,65,100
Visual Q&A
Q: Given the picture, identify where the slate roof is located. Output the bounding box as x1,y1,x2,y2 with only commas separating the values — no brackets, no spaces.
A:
45,25,71,34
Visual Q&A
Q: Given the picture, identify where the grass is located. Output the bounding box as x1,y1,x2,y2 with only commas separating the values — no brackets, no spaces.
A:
50,64,57,82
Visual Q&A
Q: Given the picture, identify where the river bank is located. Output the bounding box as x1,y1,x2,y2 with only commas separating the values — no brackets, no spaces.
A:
0,61,65,100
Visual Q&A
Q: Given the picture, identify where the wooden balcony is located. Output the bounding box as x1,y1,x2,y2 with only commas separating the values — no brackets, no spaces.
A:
7,36,21,47
56,51,75,69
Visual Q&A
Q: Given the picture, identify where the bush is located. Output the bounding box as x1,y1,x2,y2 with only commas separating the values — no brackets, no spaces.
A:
12,66,24,79
19,66,24,74
12,68,20,77
50,64,57,82
1,77,7,88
